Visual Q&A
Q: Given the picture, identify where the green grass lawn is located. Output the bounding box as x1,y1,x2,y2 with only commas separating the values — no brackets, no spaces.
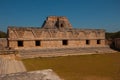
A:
22,53,120,80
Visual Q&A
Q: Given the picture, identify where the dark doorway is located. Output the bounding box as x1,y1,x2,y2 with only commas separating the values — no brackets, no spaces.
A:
35,40,41,46
18,41,23,47
62,40,68,45
61,24,64,27
97,40,101,44
86,40,90,45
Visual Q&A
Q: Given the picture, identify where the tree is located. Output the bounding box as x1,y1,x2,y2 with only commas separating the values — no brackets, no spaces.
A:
106,31,120,40
0,30,7,38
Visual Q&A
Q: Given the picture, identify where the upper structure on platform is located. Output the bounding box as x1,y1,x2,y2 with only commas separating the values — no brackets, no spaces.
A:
7,16,106,49
41,16,72,29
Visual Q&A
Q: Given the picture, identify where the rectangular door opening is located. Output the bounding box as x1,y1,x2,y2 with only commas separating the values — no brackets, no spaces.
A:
62,40,68,45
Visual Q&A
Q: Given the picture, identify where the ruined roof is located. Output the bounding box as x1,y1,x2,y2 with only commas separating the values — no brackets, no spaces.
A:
7,16,105,31
41,16,73,29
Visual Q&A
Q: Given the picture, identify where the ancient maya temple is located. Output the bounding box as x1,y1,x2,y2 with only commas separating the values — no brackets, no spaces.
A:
7,16,106,50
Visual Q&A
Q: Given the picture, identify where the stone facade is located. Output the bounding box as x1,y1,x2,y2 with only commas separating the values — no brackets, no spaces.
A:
8,16,106,50
0,38,7,50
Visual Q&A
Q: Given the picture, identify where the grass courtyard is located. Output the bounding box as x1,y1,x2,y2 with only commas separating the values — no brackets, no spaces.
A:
22,53,120,80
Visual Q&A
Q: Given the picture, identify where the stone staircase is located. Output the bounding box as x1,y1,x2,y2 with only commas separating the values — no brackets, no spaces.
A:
0,54,62,80
0,54,26,75
20,47,118,58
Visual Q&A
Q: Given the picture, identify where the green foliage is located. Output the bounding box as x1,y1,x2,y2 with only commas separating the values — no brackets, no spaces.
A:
106,31,120,40
0,30,7,38
113,31,120,38
23,53,120,80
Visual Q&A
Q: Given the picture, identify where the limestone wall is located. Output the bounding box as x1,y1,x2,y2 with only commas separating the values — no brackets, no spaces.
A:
8,39,106,50
8,28,105,39
8,27,105,49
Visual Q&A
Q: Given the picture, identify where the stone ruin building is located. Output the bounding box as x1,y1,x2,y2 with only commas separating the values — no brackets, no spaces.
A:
7,16,106,50
114,38,120,50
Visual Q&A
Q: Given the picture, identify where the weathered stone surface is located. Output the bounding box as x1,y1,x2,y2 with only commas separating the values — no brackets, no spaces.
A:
0,69,61,80
0,38,7,50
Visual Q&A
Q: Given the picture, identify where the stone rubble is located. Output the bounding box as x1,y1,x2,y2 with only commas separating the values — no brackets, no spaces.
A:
0,69,61,80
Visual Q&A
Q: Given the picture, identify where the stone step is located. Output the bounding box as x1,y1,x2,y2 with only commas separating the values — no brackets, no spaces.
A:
20,47,118,58
18,61,26,72
7,60,16,74
1,58,5,74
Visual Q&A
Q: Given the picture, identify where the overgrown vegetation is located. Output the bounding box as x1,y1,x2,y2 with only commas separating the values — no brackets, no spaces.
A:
0,30,7,38
106,31,120,40
23,53,120,80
